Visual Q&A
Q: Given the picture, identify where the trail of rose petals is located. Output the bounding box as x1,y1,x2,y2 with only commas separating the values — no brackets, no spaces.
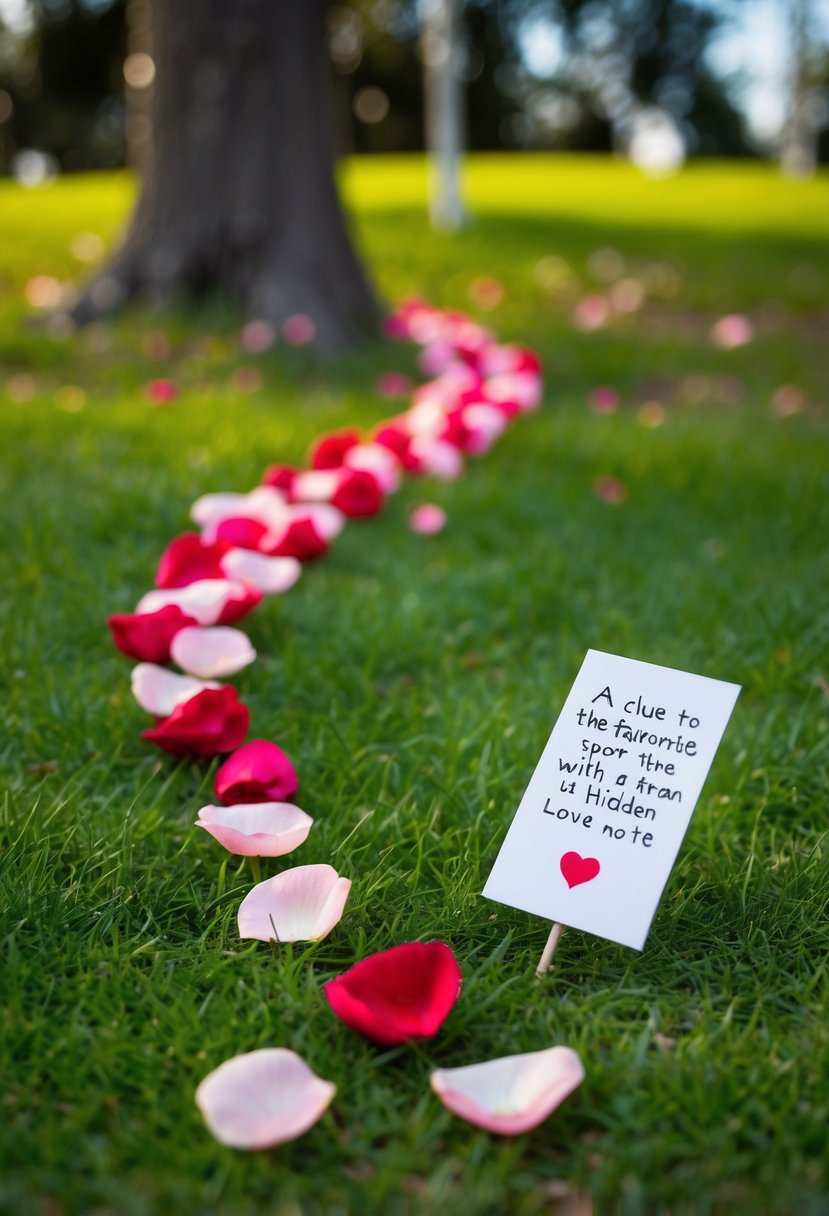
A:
109,296,542,772
107,300,573,1148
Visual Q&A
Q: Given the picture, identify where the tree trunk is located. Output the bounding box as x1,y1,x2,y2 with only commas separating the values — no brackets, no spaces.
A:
72,0,377,352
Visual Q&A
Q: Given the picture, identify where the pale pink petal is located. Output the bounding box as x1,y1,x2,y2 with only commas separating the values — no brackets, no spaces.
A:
409,504,447,535
192,487,288,542
170,625,257,678
418,339,455,376
406,399,449,440
410,436,464,480
485,371,542,410
196,1048,335,1149
220,550,302,595
237,863,351,942
430,1046,584,1135
196,802,313,857
710,314,754,349
461,403,507,454
130,663,218,716
290,470,340,503
137,579,249,626
343,443,401,493
191,491,254,528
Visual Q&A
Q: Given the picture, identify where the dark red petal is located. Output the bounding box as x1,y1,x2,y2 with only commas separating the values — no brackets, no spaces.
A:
108,605,198,663
262,464,300,495
264,518,329,562
214,738,299,804
155,533,230,589
214,584,263,624
213,516,269,551
324,941,462,1045
142,686,249,759
310,429,362,470
330,469,384,518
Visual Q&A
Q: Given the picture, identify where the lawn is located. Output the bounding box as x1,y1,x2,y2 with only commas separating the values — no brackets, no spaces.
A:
1,154,828,1216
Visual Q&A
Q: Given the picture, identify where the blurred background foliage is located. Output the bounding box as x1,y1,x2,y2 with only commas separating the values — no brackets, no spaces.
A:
0,0,827,180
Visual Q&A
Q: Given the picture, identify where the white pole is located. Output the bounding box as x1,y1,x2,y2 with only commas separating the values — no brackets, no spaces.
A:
536,922,565,978
422,0,467,231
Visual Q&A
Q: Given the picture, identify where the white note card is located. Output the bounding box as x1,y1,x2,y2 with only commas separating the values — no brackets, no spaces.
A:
483,650,741,950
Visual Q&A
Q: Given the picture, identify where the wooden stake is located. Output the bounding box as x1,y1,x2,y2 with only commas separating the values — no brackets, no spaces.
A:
535,922,564,978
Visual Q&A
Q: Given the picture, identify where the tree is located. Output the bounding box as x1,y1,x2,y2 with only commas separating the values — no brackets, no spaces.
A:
70,0,377,352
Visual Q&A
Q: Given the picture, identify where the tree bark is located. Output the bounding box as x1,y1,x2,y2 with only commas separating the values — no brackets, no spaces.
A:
72,0,377,352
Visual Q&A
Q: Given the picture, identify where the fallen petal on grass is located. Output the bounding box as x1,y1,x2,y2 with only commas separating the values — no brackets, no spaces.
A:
170,625,257,678
107,605,198,663
142,686,249,759
409,504,447,535
324,940,462,1045
137,578,262,626
196,802,313,856
215,738,298,804
220,549,302,595
237,864,351,942
430,1045,584,1135
130,663,218,716
196,1048,335,1149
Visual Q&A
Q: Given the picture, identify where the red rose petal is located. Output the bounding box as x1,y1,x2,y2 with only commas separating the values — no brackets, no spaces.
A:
142,686,250,759
108,605,198,663
324,940,462,1045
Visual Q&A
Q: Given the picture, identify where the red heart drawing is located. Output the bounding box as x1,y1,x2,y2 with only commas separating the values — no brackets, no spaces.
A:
560,851,600,889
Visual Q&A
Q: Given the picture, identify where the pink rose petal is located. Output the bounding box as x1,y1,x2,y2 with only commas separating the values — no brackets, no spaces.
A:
239,319,275,353
196,1048,335,1149
237,864,351,942
343,443,402,493
130,663,218,716
282,313,315,345
170,625,257,679
410,436,464,480
710,314,753,349
461,403,507,454
191,487,288,540
409,504,447,535
196,802,313,857
430,1046,584,1135
220,550,302,595
137,579,256,627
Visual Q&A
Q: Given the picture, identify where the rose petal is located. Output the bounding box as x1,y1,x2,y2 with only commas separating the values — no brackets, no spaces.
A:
191,487,288,536
214,738,298,804
324,940,462,1045
409,436,464,480
310,428,362,470
130,663,218,716
220,549,302,595
196,802,313,857
237,864,351,942
343,443,402,493
137,579,261,627
142,685,249,759
289,503,345,541
155,533,230,588
107,605,198,663
170,625,257,678
430,1046,584,1136
196,1048,335,1150
409,504,447,535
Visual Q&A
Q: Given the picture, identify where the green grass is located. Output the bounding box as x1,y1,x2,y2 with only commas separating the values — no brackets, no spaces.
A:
1,154,828,1215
